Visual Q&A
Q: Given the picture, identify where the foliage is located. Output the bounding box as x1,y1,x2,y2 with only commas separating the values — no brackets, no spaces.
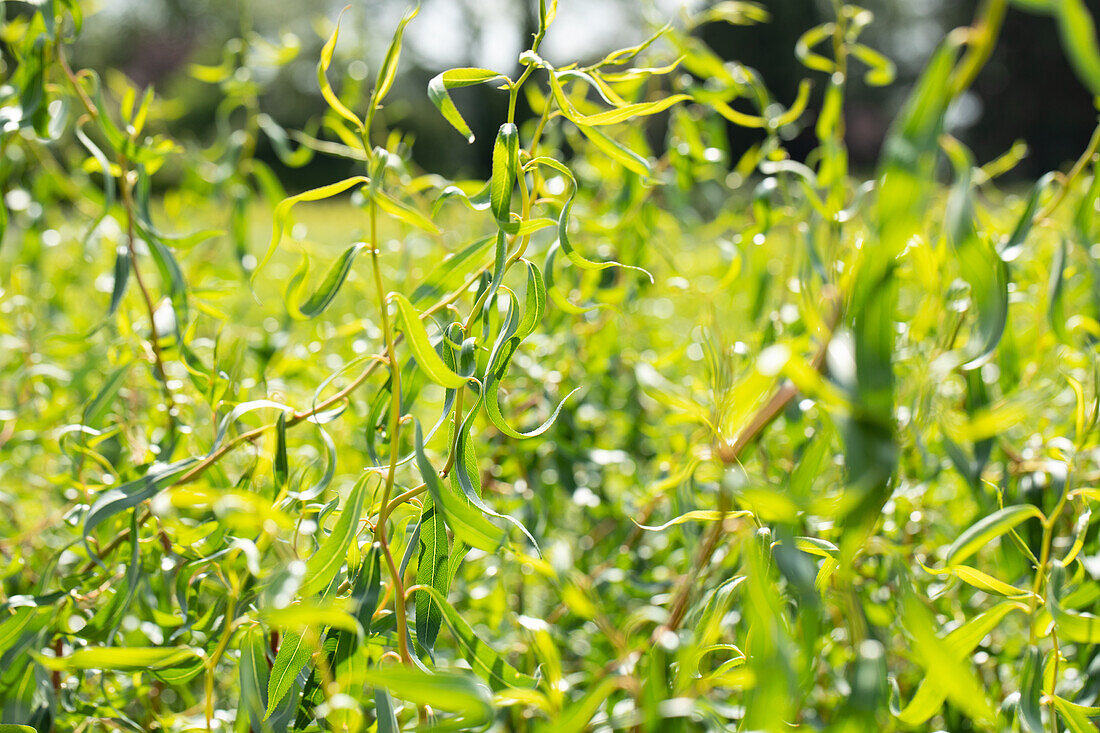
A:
3,0,1100,731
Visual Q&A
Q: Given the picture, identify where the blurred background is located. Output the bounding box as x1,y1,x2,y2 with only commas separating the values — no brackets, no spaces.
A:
63,0,1100,186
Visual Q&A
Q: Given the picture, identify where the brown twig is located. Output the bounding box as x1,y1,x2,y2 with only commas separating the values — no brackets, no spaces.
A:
651,295,843,643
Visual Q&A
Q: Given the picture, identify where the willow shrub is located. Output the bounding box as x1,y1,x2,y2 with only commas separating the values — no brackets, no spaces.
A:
4,0,1100,730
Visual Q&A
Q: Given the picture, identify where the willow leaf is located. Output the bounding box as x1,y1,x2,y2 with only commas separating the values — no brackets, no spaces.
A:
253,176,370,286
266,630,314,719
372,188,441,234
414,421,505,553
897,591,996,726
428,68,508,142
297,474,367,598
359,665,493,724
83,459,198,558
286,242,366,319
1019,647,1044,733
415,497,451,655
389,292,470,389
238,625,269,732
575,124,652,178
944,504,1045,566
523,156,651,278
1049,560,1100,643
491,122,519,224
1051,696,1100,733
369,5,419,112
1056,0,1100,96
633,509,753,532
37,646,203,684
411,584,538,691
318,8,362,130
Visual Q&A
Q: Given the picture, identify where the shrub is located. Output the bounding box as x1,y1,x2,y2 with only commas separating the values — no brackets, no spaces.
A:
3,0,1100,731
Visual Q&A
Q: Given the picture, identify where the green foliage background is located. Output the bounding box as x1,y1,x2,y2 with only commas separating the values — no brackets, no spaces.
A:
3,0,1100,731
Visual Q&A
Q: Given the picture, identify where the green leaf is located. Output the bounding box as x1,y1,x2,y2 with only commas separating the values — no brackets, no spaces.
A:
942,138,1009,369
266,630,315,719
83,361,131,427
358,665,493,724
258,114,317,168
414,421,505,553
83,459,198,557
1051,696,1100,733
481,278,581,439
0,607,49,658
1019,647,1045,733
411,585,538,691
944,504,1045,566
690,2,770,27
543,676,624,733
548,70,689,126
410,234,495,308
286,242,367,319
1049,238,1073,344
389,292,470,389
499,217,557,237
372,188,441,234
237,625,270,732
523,156,651,278
849,43,897,86
575,124,652,178
544,242,599,315
415,495,451,655
1056,0,1100,96
1000,172,1057,260
83,513,141,638
451,404,540,552
1048,560,1100,643
1011,0,1056,10
427,68,508,143
897,590,997,726
318,8,363,130
209,400,293,455
1064,507,1091,565
37,646,203,683
375,689,400,733
490,122,519,224
796,23,837,74
352,543,384,631
274,411,289,490
263,603,362,636
252,175,371,286
297,474,367,598
106,244,130,318
633,509,753,532
369,5,419,116
919,561,1034,598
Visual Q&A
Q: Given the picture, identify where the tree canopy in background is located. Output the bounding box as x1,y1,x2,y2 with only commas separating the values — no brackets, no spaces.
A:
60,0,1100,182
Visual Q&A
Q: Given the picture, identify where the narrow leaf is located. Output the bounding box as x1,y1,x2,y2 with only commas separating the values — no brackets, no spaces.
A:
318,8,363,130
389,292,470,389
491,122,519,224
266,630,314,719
358,665,493,724
298,475,367,598
414,421,505,553
253,176,370,286
428,68,509,142
944,504,1045,566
